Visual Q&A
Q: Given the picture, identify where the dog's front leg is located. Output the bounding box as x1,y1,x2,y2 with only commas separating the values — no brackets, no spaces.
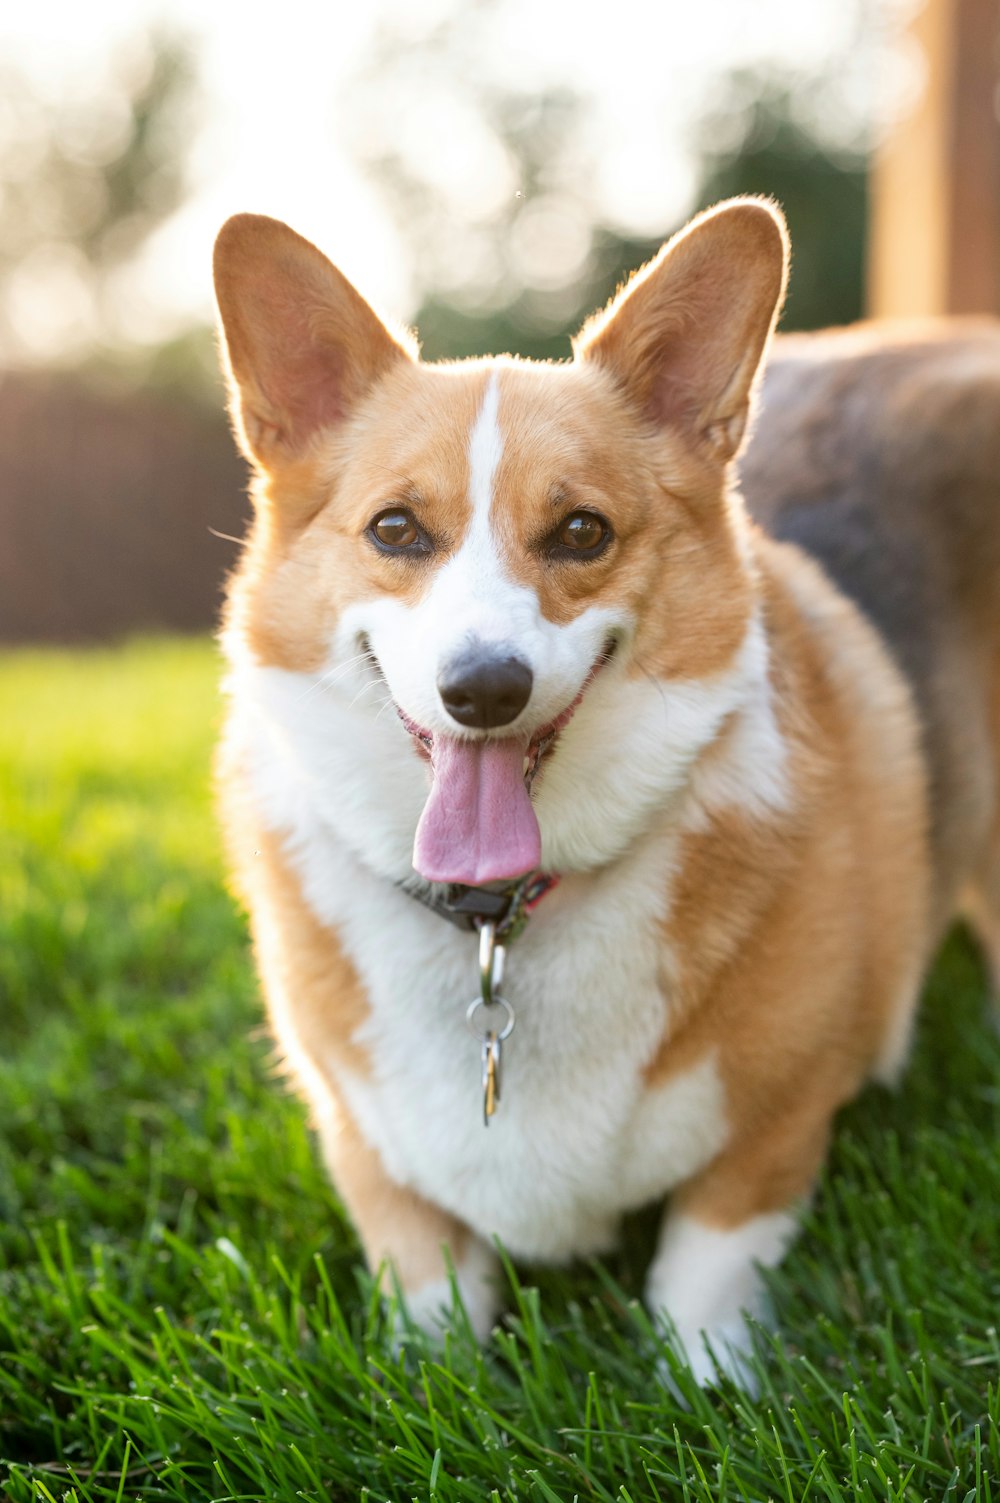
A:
317,1102,500,1343
646,1105,830,1388
646,1202,797,1390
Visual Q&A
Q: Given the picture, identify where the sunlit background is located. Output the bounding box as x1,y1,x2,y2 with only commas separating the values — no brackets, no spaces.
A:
1,0,997,640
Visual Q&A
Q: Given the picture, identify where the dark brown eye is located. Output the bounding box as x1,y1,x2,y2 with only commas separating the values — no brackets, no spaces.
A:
369,509,424,552
553,510,611,557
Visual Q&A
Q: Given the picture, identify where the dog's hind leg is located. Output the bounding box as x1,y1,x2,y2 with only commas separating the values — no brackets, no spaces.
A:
961,845,1000,1031
959,685,1000,1029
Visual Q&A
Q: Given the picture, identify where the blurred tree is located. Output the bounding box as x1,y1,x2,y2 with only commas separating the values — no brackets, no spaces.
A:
695,75,867,331
0,33,201,369
412,220,665,363
345,6,870,359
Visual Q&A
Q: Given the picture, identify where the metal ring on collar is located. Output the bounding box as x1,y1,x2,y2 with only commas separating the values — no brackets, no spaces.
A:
466,994,515,1041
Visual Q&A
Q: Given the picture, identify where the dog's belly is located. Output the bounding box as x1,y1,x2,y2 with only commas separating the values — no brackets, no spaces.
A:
282,809,730,1261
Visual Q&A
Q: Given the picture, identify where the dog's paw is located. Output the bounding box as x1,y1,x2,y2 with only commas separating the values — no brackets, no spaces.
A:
401,1274,499,1346
658,1312,762,1395
387,1242,501,1349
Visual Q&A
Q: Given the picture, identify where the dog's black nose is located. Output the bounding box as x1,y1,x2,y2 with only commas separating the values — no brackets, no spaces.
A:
438,649,533,730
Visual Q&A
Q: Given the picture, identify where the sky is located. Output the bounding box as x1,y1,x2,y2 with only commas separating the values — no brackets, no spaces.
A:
0,0,913,357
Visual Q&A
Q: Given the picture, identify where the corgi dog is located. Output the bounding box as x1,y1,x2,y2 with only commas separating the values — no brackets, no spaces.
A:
212,198,1000,1385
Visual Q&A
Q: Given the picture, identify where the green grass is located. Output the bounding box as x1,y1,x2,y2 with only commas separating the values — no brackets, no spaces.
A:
1,637,998,1503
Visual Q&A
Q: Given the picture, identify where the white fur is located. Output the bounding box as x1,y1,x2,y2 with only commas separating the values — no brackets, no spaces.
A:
646,1209,798,1387
222,371,788,882
772,541,929,1083
468,369,502,530
684,614,789,825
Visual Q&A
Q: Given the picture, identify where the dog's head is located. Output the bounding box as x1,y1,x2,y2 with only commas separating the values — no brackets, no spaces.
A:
215,200,788,885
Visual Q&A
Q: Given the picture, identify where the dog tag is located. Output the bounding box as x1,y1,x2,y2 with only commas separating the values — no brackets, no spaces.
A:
467,991,514,1128
481,1032,502,1125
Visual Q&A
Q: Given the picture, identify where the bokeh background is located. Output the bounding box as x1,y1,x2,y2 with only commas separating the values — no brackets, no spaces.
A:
0,0,998,643
3,6,1000,1492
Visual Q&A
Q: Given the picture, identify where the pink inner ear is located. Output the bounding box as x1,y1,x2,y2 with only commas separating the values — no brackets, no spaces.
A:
269,344,344,448
649,368,701,433
244,269,346,450
644,279,741,438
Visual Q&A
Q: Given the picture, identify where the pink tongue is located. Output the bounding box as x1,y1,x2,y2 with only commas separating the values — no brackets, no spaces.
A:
413,735,541,885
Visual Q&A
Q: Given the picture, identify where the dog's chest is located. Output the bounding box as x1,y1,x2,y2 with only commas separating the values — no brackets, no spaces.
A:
288,818,729,1262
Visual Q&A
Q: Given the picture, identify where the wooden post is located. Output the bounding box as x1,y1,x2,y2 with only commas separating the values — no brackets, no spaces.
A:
867,0,1000,317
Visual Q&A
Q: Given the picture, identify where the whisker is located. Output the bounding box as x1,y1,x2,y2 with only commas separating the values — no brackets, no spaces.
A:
665,538,721,562
348,678,385,711
293,651,375,706
373,695,400,724
630,652,671,715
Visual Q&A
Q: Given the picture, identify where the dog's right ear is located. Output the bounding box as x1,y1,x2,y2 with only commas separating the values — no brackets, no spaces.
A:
213,214,412,471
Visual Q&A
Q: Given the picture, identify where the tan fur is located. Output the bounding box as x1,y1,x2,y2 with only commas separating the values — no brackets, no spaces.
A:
483,361,754,675
213,200,1000,1345
227,364,490,671
645,542,930,1226
224,350,754,684
218,792,372,1081
214,213,415,470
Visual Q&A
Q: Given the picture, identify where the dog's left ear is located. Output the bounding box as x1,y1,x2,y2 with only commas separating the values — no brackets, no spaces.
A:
574,197,788,463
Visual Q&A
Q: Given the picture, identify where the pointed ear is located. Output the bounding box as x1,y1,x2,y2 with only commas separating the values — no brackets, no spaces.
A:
213,213,413,469
574,198,788,464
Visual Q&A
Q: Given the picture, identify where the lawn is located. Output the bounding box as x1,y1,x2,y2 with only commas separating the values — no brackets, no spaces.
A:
1,637,998,1503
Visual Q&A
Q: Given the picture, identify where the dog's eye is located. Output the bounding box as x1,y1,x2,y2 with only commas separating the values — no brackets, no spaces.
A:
368,509,427,553
551,510,611,558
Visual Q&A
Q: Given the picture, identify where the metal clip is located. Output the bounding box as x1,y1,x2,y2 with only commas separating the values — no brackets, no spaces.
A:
478,919,506,1004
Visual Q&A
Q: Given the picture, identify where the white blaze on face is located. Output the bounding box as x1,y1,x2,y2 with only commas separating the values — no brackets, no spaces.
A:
417,371,536,681
461,369,505,613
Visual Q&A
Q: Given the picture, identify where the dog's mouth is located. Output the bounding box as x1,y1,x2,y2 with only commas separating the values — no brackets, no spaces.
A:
396,678,595,786
364,637,617,886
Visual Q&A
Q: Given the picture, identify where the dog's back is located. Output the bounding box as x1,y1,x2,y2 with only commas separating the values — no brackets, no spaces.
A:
741,322,1000,921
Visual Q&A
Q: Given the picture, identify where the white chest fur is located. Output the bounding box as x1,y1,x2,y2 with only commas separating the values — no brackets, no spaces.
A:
241,708,730,1262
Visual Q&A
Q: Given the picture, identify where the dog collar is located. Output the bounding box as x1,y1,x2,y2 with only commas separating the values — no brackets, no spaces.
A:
395,869,557,940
